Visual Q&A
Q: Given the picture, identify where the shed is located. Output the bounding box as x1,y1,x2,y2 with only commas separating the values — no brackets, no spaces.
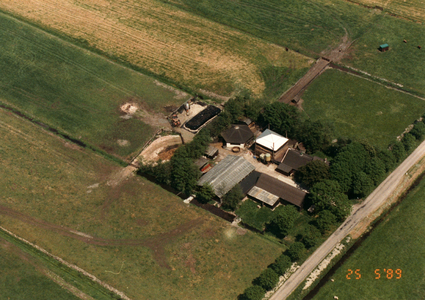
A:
379,43,389,52
221,124,254,150
205,146,218,159
197,155,255,198
248,173,306,208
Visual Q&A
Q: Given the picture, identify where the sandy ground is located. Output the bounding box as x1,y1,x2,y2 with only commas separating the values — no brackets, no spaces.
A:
139,135,182,162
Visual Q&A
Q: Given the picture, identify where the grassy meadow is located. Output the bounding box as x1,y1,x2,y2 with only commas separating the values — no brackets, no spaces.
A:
311,174,425,299
346,0,425,23
0,108,284,300
0,1,312,99
0,239,80,300
302,69,425,149
0,12,191,159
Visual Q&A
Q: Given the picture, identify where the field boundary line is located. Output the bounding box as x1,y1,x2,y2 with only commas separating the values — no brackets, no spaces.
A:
0,226,132,300
329,66,425,101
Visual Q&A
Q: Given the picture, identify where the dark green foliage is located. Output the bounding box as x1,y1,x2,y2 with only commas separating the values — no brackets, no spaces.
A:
297,120,333,153
364,157,386,185
377,150,396,172
352,172,374,198
222,185,244,210
244,100,264,122
402,133,416,152
316,210,337,234
254,268,279,291
225,97,245,123
330,142,370,193
185,128,211,159
270,254,292,276
240,285,265,300
301,224,321,249
391,142,406,162
262,102,300,138
196,184,215,204
267,205,299,237
208,111,232,137
295,160,329,187
410,122,425,140
286,242,305,262
309,180,351,221
138,160,172,185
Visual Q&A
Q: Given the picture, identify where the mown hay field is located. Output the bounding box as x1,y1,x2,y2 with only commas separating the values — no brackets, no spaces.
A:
0,12,190,159
311,174,425,299
302,69,425,149
0,239,80,300
0,0,312,99
0,108,284,300
346,0,425,23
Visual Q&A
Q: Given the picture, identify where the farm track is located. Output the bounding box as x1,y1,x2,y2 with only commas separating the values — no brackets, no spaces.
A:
0,204,203,269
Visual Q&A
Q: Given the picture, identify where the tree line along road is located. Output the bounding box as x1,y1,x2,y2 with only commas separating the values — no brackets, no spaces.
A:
270,139,425,299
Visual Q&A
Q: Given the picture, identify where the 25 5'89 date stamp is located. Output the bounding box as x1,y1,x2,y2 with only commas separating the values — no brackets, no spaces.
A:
346,269,402,280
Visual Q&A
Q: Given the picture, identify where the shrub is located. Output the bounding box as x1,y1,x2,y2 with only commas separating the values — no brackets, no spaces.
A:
402,133,416,152
196,184,215,204
391,142,406,162
410,122,425,140
301,224,321,249
316,210,337,234
266,205,299,237
222,185,244,210
295,160,329,187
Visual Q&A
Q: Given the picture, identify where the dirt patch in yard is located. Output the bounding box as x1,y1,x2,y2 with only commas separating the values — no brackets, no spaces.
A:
139,135,182,162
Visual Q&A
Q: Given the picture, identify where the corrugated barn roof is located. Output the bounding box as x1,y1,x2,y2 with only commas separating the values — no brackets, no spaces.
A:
197,155,255,198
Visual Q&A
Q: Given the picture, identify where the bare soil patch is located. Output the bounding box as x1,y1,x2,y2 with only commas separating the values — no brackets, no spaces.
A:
139,135,182,162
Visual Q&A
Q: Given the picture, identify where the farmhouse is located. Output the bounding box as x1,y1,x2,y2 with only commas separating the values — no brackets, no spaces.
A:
277,149,326,176
254,129,289,162
247,173,306,208
221,124,254,151
197,155,255,198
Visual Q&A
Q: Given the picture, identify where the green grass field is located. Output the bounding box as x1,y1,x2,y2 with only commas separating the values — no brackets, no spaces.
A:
0,239,80,300
311,174,425,299
0,108,284,300
0,12,187,159
302,69,425,149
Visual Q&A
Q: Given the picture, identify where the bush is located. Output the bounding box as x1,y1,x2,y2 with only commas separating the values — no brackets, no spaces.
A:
240,286,265,300
352,172,374,198
286,242,305,262
254,268,279,291
270,254,292,276
391,142,406,162
402,133,416,152
410,122,425,139
377,150,396,172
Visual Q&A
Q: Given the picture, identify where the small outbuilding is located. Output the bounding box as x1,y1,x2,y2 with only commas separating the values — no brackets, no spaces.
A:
204,145,219,159
277,149,326,176
247,173,306,208
221,124,254,150
379,43,389,52
197,155,255,198
254,129,289,162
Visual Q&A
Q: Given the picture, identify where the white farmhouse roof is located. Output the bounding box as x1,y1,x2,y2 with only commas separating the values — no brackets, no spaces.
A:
256,129,288,151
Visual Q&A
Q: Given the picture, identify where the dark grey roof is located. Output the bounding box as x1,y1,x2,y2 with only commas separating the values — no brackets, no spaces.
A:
250,173,306,207
221,124,254,144
194,157,209,168
197,155,255,197
239,171,261,195
277,149,313,173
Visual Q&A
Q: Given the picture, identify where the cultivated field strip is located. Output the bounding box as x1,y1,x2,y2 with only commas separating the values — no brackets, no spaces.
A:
0,0,311,97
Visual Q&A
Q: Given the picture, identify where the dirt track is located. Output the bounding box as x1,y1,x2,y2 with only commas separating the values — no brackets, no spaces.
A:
270,139,425,299
0,204,203,269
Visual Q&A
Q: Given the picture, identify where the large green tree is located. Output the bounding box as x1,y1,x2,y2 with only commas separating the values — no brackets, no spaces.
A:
254,269,279,291
391,142,406,162
309,180,351,221
267,205,299,237
301,224,321,249
297,120,333,153
410,122,425,140
364,157,386,185
352,172,374,198
286,242,305,261
295,160,329,187
402,133,416,152
196,184,215,204
377,149,396,172
240,286,265,300
222,184,244,210
262,102,300,137
316,210,337,233
270,254,292,276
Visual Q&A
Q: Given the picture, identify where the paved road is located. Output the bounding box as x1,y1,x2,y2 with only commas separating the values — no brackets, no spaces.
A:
270,139,425,300
278,58,329,103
